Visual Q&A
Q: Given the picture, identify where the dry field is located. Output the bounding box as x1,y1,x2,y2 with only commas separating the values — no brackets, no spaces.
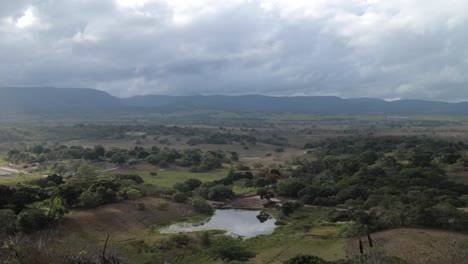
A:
346,228,468,264
60,196,194,239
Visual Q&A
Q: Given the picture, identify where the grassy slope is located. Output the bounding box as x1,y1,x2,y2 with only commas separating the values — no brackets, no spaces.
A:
248,207,346,263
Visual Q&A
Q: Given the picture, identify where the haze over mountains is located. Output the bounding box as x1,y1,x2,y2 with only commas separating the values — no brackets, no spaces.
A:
2,87,468,115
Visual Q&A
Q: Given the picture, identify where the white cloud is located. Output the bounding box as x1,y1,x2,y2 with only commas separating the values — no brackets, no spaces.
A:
15,7,36,28
1,0,468,101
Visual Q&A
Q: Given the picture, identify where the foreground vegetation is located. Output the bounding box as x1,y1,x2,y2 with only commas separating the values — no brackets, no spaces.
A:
1,122,468,263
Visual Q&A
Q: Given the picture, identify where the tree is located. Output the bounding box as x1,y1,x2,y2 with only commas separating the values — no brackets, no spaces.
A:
210,237,255,262
192,198,213,214
208,185,234,201
257,188,275,203
45,174,64,186
360,151,379,165
31,145,45,154
80,190,103,208
111,152,128,165
277,179,306,197
94,145,106,157
173,183,191,193
0,209,17,234
38,196,68,221
58,180,88,207
281,201,302,216
11,185,45,213
0,185,13,209
184,178,202,190
172,192,188,203
75,164,97,178
17,208,50,233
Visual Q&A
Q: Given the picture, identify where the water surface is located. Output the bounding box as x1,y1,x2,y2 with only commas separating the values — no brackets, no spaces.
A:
160,209,276,238
0,169,12,176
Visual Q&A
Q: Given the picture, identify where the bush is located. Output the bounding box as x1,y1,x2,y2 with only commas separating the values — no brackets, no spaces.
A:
17,209,50,234
192,198,213,215
126,188,142,200
281,201,302,216
208,185,234,201
285,255,329,264
156,201,170,210
172,192,188,203
210,237,255,262
199,231,212,247
80,190,103,208
113,174,143,184
0,209,17,234
184,178,202,190
277,179,306,197
173,183,191,193
170,234,190,248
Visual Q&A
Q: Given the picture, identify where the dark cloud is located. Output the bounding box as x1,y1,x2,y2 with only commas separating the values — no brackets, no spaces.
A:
1,0,468,101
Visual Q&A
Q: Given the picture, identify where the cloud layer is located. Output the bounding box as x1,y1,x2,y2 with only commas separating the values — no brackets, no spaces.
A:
1,0,468,101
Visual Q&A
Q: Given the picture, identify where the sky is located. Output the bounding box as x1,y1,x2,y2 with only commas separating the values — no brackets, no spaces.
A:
1,0,468,101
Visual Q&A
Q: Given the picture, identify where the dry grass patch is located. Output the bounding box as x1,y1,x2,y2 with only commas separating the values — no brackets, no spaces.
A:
346,228,468,264
60,196,194,239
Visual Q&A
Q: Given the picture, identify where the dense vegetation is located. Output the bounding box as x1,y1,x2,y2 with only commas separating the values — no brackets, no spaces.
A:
287,137,468,231
2,132,468,263
6,144,229,172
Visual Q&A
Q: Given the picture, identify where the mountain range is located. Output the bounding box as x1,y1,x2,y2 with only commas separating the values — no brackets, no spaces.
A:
1,87,468,115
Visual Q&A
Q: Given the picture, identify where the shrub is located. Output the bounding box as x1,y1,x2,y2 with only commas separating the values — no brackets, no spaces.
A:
172,192,188,203
170,234,190,248
17,209,50,234
80,190,103,208
0,209,17,234
208,185,234,201
284,255,329,264
277,179,306,197
192,198,213,215
199,231,212,247
210,237,255,262
156,201,170,210
281,201,302,216
126,188,142,200
173,183,191,193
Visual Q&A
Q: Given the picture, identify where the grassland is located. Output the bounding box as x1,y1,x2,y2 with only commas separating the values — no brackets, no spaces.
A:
109,164,228,188
2,115,468,263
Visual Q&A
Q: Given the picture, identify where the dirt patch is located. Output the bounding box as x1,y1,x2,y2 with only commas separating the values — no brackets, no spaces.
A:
347,228,468,264
60,196,194,239
228,195,275,209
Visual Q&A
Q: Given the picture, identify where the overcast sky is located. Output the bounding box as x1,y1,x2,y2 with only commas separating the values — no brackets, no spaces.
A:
1,0,468,101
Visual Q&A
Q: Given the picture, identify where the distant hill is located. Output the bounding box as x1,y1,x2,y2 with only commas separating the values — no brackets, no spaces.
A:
122,94,468,114
1,87,468,115
0,87,124,113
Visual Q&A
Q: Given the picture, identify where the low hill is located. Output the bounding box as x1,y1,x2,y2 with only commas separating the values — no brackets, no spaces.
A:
0,87,124,113
123,94,468,114
2,87,468,115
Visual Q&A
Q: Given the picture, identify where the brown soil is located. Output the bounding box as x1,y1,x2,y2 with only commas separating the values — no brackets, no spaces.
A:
60,196,194,239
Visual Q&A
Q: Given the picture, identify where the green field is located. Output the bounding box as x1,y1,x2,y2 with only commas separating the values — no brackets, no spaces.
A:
113,168,228,188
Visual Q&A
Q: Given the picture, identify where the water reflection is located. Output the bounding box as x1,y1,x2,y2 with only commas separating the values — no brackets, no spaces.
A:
160,209,276,238
0,169,12,176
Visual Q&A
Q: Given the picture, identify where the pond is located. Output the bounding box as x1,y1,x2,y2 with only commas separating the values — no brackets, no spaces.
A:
0,169,12,176
160,209,277,239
